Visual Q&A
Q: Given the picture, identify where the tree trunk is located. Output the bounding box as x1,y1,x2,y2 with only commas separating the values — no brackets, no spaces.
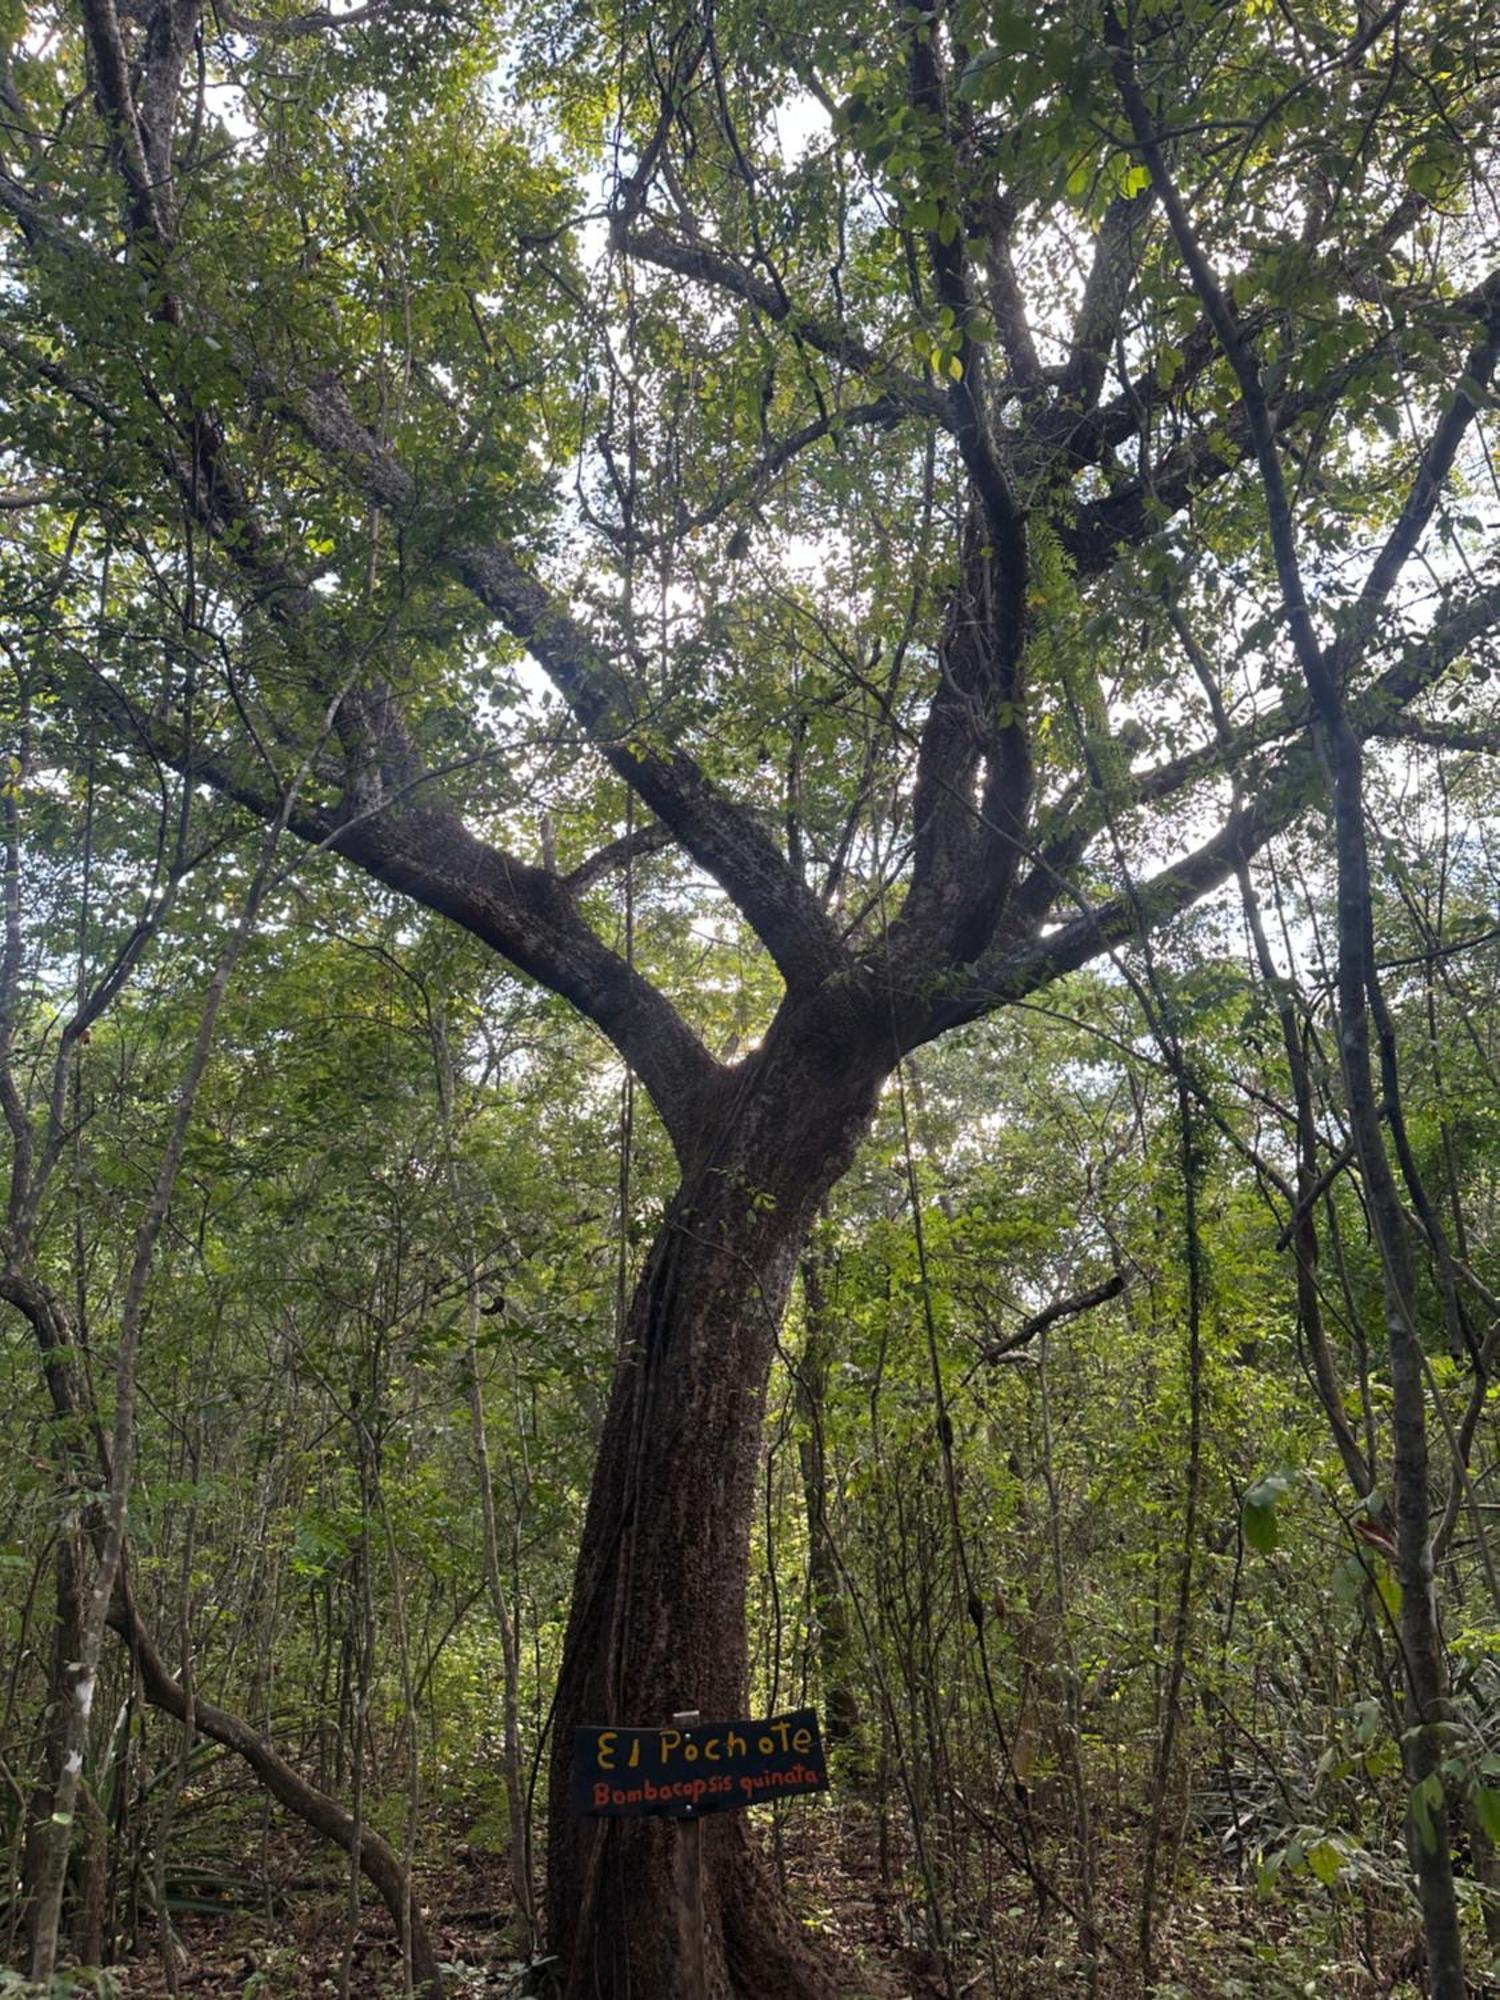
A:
22,1542,85,1963
72,1783,110,1971
546,1004,888,1998
1326,723,1465,1996
796,1238,862,1749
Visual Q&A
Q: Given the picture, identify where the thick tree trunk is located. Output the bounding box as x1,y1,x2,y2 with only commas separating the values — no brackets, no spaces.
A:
547,1004,888,1998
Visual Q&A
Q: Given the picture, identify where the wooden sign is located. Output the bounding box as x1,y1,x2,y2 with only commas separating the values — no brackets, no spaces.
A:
572,1706,828,1818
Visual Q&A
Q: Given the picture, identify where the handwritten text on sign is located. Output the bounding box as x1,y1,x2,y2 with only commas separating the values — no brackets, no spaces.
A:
571,1707,828,1817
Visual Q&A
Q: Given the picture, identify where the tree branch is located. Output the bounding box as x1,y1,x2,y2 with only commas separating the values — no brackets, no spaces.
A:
1334,265,1500,664
565,819,676,894
140,696,726,1162
1053,190,1155,418
256,367,850,993
979,1270,1126,1364
615,219,944,417
925,781,1281,1039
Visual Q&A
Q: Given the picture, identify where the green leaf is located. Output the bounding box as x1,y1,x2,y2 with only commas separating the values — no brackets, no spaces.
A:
1333,1555,1366,1604
1410,1772,1444,1854
1243,1498,1279,1553
1364,1739,1402,1781
1307,1839,1343,1886
956,51,1005,104
1243,1473,1291,1554
1474,1786,1500,1845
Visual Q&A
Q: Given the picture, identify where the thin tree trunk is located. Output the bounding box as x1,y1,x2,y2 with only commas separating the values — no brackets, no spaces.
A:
26,815,284,1981
432,1011,537,1949
795,1234,861,1749
21,1542,84,1963
1137,1071,1204,1987
1036,1334,1098,1989
1237,863,1373,1497
3,1264,447,1996
72,1779,110,1970
1108,39,1473,1978
1327,724,1465,1996
113,1575,445,1999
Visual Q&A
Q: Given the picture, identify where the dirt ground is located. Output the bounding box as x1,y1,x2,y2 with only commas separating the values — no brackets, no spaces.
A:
79,1802,1442,1999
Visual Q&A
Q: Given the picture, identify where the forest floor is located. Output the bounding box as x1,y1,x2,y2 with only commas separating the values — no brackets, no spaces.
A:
89,1804,1441,1999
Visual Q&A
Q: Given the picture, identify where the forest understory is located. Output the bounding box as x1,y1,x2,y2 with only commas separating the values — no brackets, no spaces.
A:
5,0,1500,1993
36,1798,1465,2000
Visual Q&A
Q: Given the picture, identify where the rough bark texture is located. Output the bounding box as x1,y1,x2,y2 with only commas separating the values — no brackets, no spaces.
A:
547,993,890,1999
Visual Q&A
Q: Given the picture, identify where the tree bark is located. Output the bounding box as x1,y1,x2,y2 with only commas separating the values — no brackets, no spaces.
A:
795,1239,862,1750
21,1542,85,1963
546,997,889,1998
1326,726,1465,1998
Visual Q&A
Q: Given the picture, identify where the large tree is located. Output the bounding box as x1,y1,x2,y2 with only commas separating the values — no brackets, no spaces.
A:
2,0,1498,1990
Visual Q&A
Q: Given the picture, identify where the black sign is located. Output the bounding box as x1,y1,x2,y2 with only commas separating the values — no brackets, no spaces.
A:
572,1707,829,1818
